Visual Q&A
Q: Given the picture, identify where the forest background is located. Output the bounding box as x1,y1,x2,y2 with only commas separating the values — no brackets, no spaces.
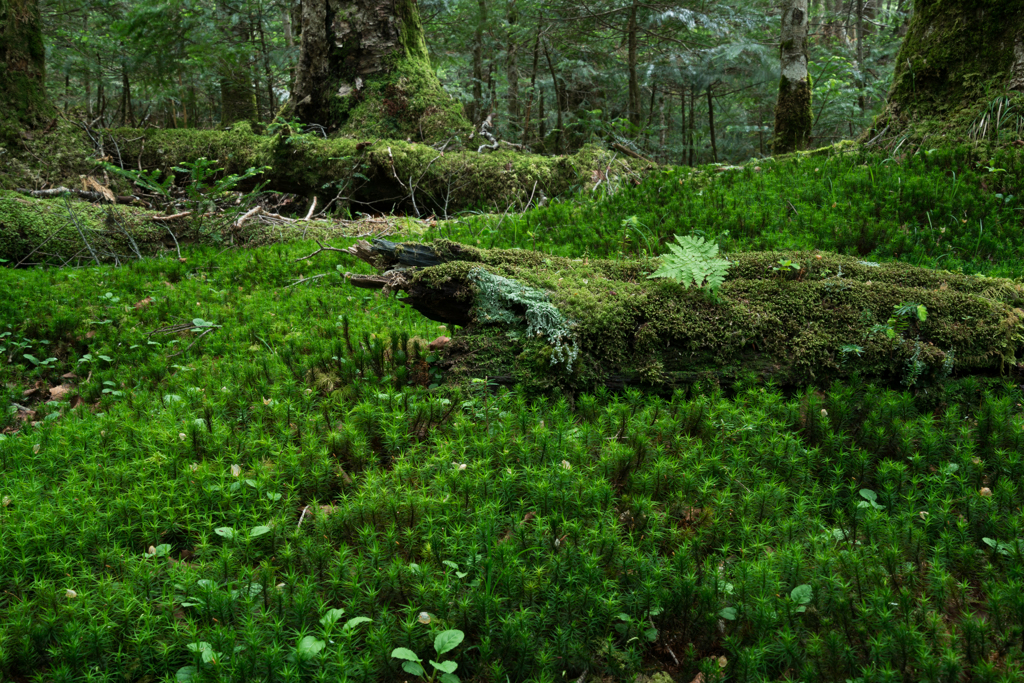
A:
38,0,908,163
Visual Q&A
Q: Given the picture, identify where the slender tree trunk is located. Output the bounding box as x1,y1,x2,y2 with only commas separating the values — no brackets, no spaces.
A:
522,25,541,145
687,84,695,166
471,0,488,124
0,0,49,129
506,0,519,138
258,2,276,120
626,0,641,129
773,0,812,153
543,40,562,153
707,84,717,163
658,95,666,153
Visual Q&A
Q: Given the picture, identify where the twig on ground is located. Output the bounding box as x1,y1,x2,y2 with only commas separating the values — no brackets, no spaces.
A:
151,211,192,222
387,147,409,191
286,273,326,288
295,238,348,262
304,197,317,221
524,180,538,211
611,142,656,165
62,195,101,266
235,205,262,229
168,326,217,358
165,227,182,259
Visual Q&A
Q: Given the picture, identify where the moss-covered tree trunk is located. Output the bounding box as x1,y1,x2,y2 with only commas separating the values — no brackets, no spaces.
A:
872,0,1024,141
291,0,470,140
0,0,50,134
773,0,812,154
342,239,1024,392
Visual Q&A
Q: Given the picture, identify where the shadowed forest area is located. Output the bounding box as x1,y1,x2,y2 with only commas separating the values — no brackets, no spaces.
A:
3,1,1024,682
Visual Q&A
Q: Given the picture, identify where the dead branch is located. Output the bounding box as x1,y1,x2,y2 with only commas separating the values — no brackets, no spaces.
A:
295,237,349,262
476,114,500,154
610,142,656,165
151,211,192,222
234,205,263,228
304,196,317,221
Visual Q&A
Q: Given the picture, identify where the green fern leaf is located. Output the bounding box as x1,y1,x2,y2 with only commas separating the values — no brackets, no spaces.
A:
648,235,731,292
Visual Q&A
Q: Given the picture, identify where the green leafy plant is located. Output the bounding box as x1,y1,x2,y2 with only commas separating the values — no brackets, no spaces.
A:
391,629,465,683
647,234,731,293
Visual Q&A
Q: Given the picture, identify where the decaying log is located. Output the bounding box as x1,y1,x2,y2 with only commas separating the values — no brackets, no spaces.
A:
342,238,1024,391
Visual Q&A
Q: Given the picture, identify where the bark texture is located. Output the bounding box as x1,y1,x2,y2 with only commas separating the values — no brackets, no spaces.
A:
343,239,1024,393
773,0,812,154
872,0,1024,140
0,0,50,135
218,2,258,125
290,0,469,140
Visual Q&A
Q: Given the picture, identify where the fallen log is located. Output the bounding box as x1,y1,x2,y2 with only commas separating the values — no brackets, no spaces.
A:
342,239,1024,391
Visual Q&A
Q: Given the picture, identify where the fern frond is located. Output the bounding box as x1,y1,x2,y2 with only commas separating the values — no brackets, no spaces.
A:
647,235,731,292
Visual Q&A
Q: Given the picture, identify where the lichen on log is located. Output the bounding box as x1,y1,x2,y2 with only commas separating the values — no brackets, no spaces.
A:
344,239,1024,392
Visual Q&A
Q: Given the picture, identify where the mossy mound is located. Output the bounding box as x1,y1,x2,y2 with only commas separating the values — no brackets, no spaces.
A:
362,242,1024,392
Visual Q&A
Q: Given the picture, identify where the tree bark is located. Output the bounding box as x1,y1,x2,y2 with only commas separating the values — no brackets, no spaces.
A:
290,0,470,140
872,0,1024,141
706,85,718,162
626,0,641,129
0,0,49,133
773,0,812,153
505,0,519,138
340,239,1024,392
218,1,258,126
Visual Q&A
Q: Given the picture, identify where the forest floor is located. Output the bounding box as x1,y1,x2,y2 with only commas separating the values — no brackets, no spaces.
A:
2,142,1024,683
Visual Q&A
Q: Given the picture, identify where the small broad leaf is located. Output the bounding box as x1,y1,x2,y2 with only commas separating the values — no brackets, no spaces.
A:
320,608,345,626
214,527,235,540
917,305,927,322
434,630,465,657
431,660,458,674
644,627,658,642
440,674,461,683
391,647,422,663
187,642,211,653
718,607,737,620
248,526,271,539
343,616,372,631
790,584,813,605
296,636,326,657
176,666,198,682
201,648,221,664
402,661,427,677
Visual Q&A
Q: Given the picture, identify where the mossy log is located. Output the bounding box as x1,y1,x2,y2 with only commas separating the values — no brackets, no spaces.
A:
344,239,1024,391
2,122,650,216
0,190,375,265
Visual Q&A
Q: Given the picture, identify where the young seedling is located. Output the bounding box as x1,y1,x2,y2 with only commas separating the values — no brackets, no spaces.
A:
391,629,465,683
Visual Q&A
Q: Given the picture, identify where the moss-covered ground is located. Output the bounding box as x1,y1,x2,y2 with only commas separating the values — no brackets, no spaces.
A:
3,142,1024,683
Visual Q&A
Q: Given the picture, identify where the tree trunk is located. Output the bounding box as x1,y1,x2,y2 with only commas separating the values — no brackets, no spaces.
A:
773,0,812,153
470,0,488,125
341,239,1024,393
505,0,519,138
707,84,718,163
219,1,258,126
872,0,1024,141
0,0,49,134
291,0,470,140
626,0,641,129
